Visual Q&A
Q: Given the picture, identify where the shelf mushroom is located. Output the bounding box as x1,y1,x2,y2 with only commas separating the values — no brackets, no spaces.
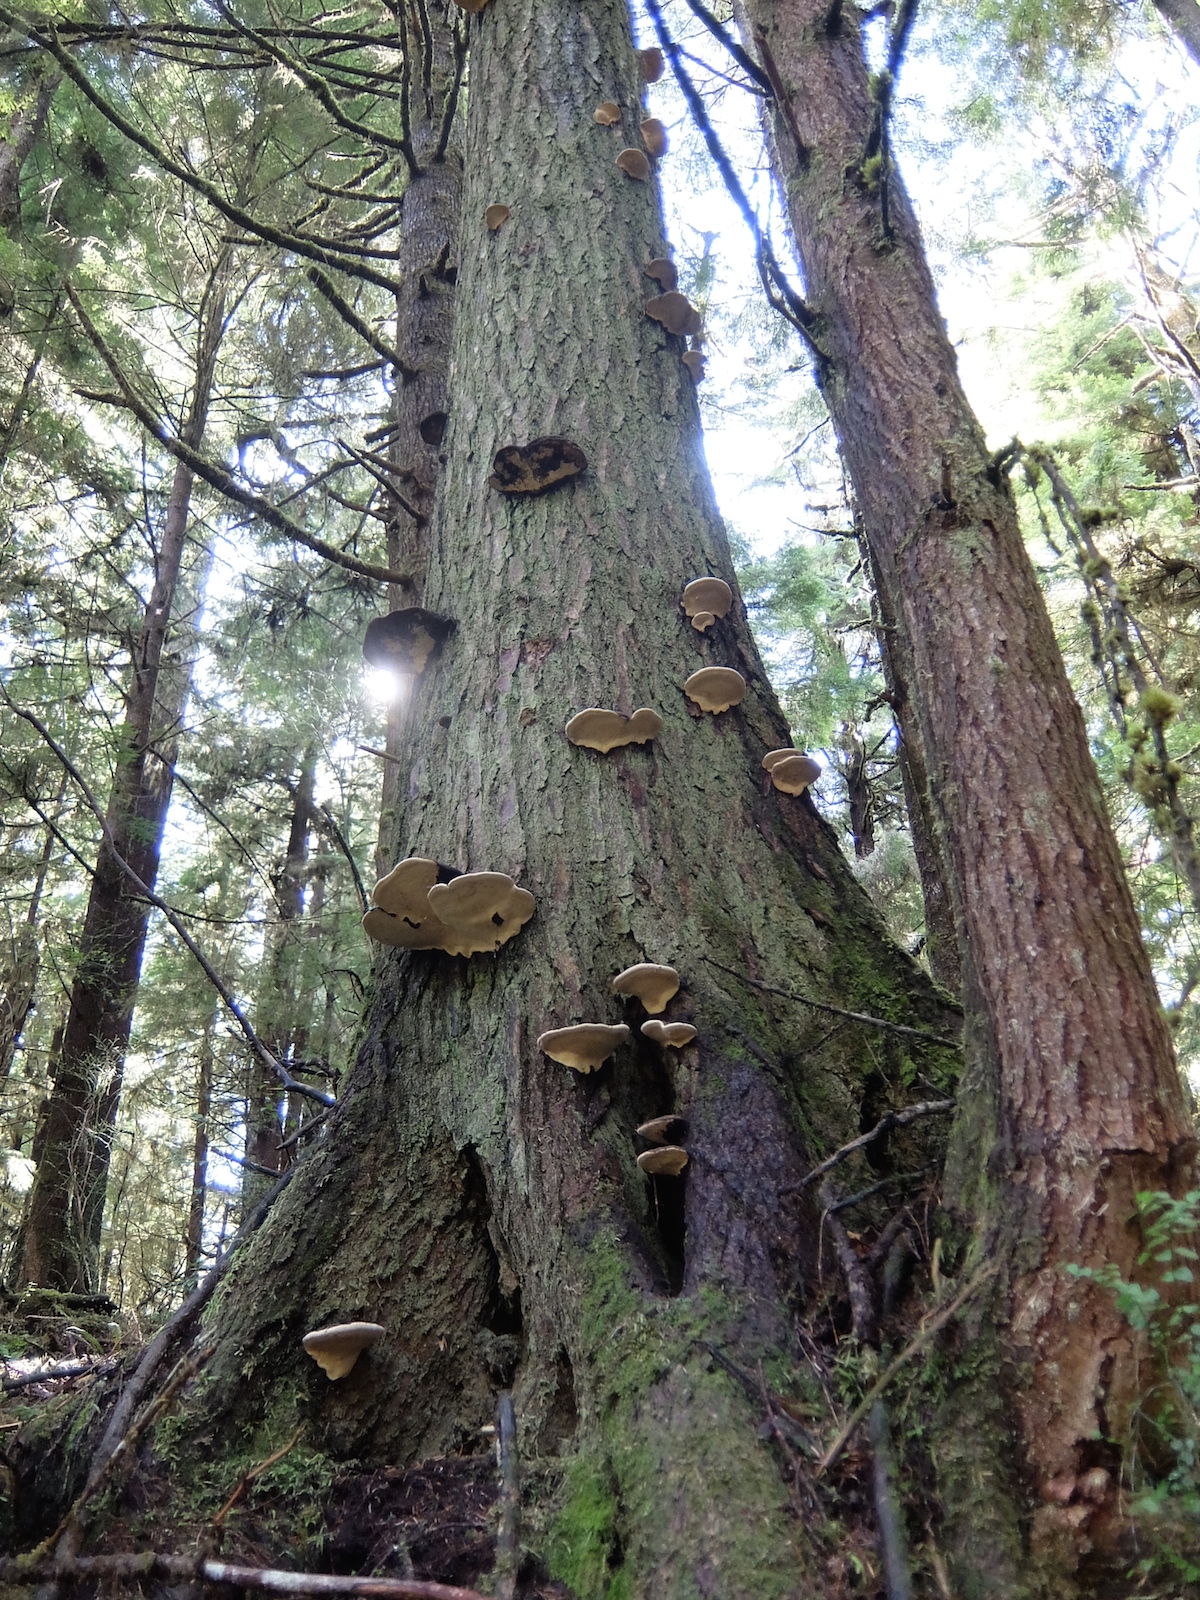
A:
637,1147,688,1176
363,858,534,957
538,1023,630,1073
640,118,668,157
302,1321,384,1380
645,291,702,338
644,258,678,291
593,101,621,125
616,148,651,181
637,1114,687,1145
612,963,680,1014
684,667,746,714
681,577,732,624
763,749,822,796
485,204,511,231
641,1019,696,1048
488,437,587,495
565,707,662,753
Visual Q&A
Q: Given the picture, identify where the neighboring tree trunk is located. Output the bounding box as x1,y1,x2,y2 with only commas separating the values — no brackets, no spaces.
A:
0,70,57,229
375,20,464,876
143,5,958,1595
185,1013,215,1284
243,750,316,1205
1151,0,1200,65
0,799,61,1083
17,265,229,1293
735,0,1196,1588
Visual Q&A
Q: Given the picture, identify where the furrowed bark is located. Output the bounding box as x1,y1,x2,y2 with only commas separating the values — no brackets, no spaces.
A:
734,0,1197,1589
18,268,228,1293
150,4,958,1595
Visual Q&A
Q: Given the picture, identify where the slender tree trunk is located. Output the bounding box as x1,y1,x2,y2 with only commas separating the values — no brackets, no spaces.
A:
17,268,228,1292
735,1,1197,1588
185,1012,215,1285
0,70,57,228
243,751,316,1205
149,6,958,1595
0,797,61,1083
1151,0,1200,65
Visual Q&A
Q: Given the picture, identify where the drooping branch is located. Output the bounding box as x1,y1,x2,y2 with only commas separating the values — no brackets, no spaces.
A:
800,1100,955,1188
307,267,414,377
704,956,962,1042
677,0,772,91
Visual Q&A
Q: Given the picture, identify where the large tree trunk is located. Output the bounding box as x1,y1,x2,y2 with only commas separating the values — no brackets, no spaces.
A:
734,1,1197,1588
17,269,228,1293
141,4,958,1594
1151,0,1200,65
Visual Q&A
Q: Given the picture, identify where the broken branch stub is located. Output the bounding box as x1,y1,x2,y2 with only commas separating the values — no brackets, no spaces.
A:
645,291,703,338
362,608,456,677
640,118,668,158
537,1023,631,1073
616,148,651,181
565,707,663,753
644,258,678,291
593,102,621,125
489,437,587,495
684,667,747,714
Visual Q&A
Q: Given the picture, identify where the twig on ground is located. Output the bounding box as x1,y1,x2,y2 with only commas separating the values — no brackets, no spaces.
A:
213,1425,305,1527
2,1357,116,1393
0,1554,491,1600
493,1395,520,1600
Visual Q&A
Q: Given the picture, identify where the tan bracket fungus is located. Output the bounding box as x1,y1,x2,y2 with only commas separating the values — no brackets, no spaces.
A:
763,749,822,796
593,102,621,125
689,610,715,633
537,1023,630,1073
362,608,456,677
645,291,702,338
363,858,534,958
637,1147,688,1176
639,46,665,81
612,962,680,1013
489,437,587,495
485,204,511,231
682,351,706,384
684,667,746,714
641,1019,697,1048
453,0,490,10
640,118,668,157
616,148,651,181
565,707,663,753
644,258,678,291
302,1322,384,1380
637,1114,687,1144
681,576,732,621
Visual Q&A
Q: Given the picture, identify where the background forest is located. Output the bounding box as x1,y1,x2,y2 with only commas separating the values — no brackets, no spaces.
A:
0,0,1199,1591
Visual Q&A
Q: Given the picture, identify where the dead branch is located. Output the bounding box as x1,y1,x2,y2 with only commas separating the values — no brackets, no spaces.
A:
213,1424,306,1527
798,1102,954,1190
0,1554,491,1600
2,1357,116,1393
703,957,962,1044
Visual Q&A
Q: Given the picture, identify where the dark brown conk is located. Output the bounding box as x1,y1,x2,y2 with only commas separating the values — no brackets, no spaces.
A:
362,608,457,676
488,437,587,495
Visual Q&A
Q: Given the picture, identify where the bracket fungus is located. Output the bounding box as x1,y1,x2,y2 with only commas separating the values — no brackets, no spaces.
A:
362,608,456,677
641,1019,697,1048
690,610,715,633
681,576,732,621
302,1322,384,1380
682,351,706,384
637,1146,688,1176
537,1023,630,1073
612,962,680,1014
489,437,587,495
644,291,702,338
637,1114,687,1144
426,872,536,957
644,257,678,291
640,46,665,81
565,707,662,753
763,749,823,796
364,858,534,957
640,118,668,157
453,0,490,10
485,204,511,231
593,101,621,125
616,148,651,181
684,667,746,714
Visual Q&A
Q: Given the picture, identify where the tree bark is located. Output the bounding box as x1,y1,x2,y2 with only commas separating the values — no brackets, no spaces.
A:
151,5,959,1595
17,266,228,1293
0,70,56,229
734,1,1197,1588
1151,0,1200,65
185,1012,216,1285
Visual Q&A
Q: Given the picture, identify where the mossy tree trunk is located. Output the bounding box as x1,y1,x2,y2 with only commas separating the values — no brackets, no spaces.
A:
734,0,1198,1589
156,5,959,1595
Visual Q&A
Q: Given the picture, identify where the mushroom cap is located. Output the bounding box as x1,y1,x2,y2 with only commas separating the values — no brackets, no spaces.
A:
644,291,702,338
612,962,680,1014
640,46,665,81
365,857,456,950
362,608,456,676
427,872,536,957
644,257,678,291
485,204,511,230
636,1114,687,1144
640,1019,697,1048
453,0,490,9
681,351,706,383
565,707,663,753
640,118,668,157
302,1321,384,1380
681,577,733,619
689,609,715,633
616,148,651,181
637,1146,688,1176
769,753,822,795
537,1023,631,1073
489,437,587,495
761,748,796,772
593,101,621,125
684,667,746,715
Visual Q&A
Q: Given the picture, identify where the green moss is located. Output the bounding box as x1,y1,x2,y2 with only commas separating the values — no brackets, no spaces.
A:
547,1451,624,1598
